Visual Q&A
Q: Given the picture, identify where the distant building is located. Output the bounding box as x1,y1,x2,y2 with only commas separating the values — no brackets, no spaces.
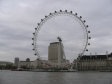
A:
0,61,13,69
14,57,56,69
14,57,19,67
31,59,52,69
14,58,33,69
74,53,112,71
0,61,13,66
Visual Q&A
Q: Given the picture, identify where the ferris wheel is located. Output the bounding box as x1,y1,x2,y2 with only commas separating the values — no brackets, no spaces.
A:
32,10,91,59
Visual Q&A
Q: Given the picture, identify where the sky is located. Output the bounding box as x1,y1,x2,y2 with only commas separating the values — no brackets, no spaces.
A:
0,0,112,62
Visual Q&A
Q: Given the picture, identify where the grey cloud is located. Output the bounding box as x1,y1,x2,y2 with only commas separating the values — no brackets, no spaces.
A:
0,0,112,62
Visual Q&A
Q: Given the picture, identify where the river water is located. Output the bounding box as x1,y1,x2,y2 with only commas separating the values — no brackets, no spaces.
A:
0,70,112,84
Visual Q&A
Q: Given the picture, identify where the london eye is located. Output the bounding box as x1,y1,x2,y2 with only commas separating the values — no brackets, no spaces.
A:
32,10,91,61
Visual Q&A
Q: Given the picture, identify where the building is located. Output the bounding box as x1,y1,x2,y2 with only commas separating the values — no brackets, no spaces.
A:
14,57,52,69
0,61,13,66
14,58,33,69
74,53,112,71
0,61,13,69
48,42,66,62
14,37,70,70
31,59,52,69
14,57,57,69
48,37,70,69
14,57,19,67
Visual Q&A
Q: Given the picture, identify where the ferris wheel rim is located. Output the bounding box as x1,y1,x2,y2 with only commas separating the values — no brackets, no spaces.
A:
32,10,91,58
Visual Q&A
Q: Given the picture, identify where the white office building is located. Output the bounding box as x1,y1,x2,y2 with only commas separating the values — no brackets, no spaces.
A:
48,37,70,68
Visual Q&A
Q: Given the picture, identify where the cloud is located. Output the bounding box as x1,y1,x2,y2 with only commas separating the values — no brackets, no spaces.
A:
0,0,112,62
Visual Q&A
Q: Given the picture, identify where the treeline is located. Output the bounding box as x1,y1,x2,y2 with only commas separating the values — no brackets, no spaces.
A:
0,64,17,70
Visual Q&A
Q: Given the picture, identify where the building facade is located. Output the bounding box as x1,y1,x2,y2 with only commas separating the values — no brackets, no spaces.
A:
0,61,13,69
14,58,33,69
74,53,112,71
48,42,65,62
48,41,70,69
48,42,59,61
0,61,13,66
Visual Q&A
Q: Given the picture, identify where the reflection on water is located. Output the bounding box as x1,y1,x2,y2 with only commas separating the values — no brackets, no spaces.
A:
0,70,112,84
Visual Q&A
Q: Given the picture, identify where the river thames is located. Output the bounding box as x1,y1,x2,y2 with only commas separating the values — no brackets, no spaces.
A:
0,70,112,84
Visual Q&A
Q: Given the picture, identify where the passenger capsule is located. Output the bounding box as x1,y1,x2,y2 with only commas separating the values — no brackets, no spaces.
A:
35,28,37,30
65,10,67,12
80,16,82,18
89,37,91,39
83,20,86,23
86,49,88,51
60,10,62,12
70,11,72,13
45,16,47,18
88,43,90,45
55,11,57,13
88,31,90,33
41,19,43,21
86,25,89,27
32,38,34,40
75,13,77,15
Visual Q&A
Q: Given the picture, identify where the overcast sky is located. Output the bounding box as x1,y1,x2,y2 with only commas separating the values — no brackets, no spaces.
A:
0,0,112,62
